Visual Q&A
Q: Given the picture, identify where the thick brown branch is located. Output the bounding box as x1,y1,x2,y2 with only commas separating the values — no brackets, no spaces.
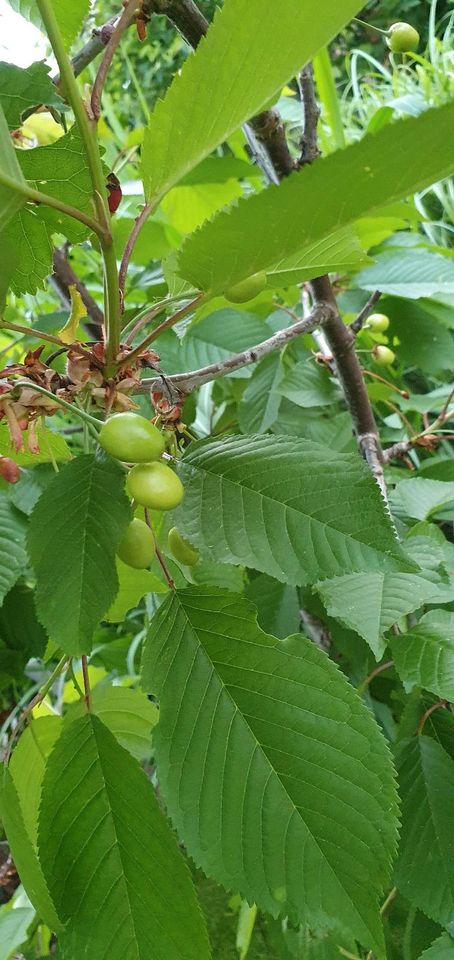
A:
52,247,104,339
139,303,335,401
146,0,209,49
297,64,386,495
310,275,386,497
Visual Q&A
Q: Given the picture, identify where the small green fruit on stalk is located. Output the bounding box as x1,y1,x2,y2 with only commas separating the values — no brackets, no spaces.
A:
99,412,165,463
126,462,184,510
373,345,396,366
118,518,155,569
387,22,420,53
366,313,390,333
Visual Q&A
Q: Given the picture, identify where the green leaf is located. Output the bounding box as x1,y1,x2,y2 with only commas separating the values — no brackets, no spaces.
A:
142,0,366,202
280,360,341,409
236,901,257,960
0,100,26,231
380,299,454,376
0,583,47,666
175,435,413,586
10,464,56,516
178,102,454,294
38,714,210,960
28,455,132,655
83,684,158,760
0,905,35,960
0,423,71,466
395,736,454,926
245,573,300,640
18,127,97,243
390,479,454,522
356,247,454,299
106,559,167,623
315,572,453,661
0,765,61,931
268,227,369,288
391,611,454,701
9,717,62,846
0,61,63,130
6,0,90,51
271,404,356,452
0,208,53,295
142,587,399,955
419,933,454,959
0,493,27,604
238,355,283,434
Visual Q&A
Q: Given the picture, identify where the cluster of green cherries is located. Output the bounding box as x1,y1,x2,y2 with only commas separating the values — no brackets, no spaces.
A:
364,312,396,367
99,412,198,570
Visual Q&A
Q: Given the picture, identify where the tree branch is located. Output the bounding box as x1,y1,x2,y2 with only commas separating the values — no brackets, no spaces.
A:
350,290,382,335
298,63,321,166
147,0,296,179
311,275,387,498
139,303,335,401
296,66,386,495
91,0,139,120
52,247,104,339
145,0,209,49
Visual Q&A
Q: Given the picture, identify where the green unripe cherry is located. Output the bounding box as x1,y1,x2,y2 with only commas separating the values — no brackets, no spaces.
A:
99,412,165,463
168,527,199,566
126,462,184,510
117,518,155,569
373,345,396,366
366,312,390,333
387,22,420,53
225,271,267,304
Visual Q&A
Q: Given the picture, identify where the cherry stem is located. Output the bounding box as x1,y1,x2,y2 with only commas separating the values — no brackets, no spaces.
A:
353,17,389,36
357,660,394,695
144,509,175,589
417,698,449,735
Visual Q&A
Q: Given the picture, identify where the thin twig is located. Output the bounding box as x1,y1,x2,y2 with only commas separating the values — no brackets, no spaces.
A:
298,63,321,166
118,294,204,372
118,202,153,309
383,393,454,463
417,698,449,735
0,321,101,366
350,290,382,335
81,655,92,712
91,0,140,120
138,302,335,400
357,660,394,695
124,302,164,344
4,656,69,762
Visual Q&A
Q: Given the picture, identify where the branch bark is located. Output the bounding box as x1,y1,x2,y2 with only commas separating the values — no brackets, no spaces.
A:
139,303,335,401
298,64,321,167
350,290,382,335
